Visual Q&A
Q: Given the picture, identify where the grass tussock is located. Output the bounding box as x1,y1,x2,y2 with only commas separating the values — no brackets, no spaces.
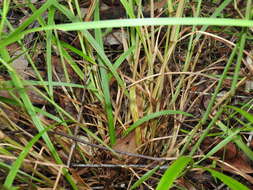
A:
0,0,253,189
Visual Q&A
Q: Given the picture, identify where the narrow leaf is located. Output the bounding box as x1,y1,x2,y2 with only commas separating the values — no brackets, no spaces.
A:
156,156,192,190
123,110,192,136
204,168,249,190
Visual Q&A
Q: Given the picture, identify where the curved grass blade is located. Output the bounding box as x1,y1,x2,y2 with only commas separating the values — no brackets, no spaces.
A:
5,0,53,35
113,45,136,70
228,106,253,123
59,40,96,64
46,6,55,98
3,125,54,188
204,168,249,190
156,156,192,190
123,110,192,136
2,17,253,49
0,50,78,189
26,18,253,32
0,161,44,184
94,2,116,145
130,166,160,190
216,121,253,161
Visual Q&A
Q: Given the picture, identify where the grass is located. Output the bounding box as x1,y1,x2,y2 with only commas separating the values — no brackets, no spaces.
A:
0,0,253,189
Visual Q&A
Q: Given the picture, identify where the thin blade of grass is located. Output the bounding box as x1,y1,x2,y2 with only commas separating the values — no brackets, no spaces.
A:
216,121,253,161
203,168,249,190
2,17,253,48
130,166,160,190
0,49,78,190
0,0,10,37
156,156,192,190
182,44,238,156
94,1,116,145
0,161,44,184
59,40,96,64
197,129,239,164
113,45,136,70
46,6,55,98
0,96,63,123
123,110,193,136
1,0,54,43
60,45,85,80
228,106,253,123
18,18,253,31
3,125,54,188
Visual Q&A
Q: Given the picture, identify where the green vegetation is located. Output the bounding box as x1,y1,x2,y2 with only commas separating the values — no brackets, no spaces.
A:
0,0,253,189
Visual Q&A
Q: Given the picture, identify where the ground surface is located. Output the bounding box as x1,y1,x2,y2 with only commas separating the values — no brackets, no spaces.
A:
0,0,253,189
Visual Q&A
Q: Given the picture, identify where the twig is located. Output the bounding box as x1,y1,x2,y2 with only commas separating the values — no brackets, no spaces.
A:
49,131,177,161
71,163,169,169
67,91,86,167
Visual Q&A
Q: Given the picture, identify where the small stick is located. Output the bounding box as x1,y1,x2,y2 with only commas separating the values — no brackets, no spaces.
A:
71,163,169,169
50,131,177,161
67,91,86,167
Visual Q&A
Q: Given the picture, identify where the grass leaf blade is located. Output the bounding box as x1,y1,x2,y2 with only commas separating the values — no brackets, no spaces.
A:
156,156,192,190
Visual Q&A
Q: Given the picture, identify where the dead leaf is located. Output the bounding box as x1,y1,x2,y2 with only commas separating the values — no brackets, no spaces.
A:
52,56,75,82
7,43,29,79
226,153,253,174
114,132,137,154
11,50,29,79
216,141,237,160
203,138,253,174
202,138,237,160
216,158,253,185
104,30,127,46
113,132,138,163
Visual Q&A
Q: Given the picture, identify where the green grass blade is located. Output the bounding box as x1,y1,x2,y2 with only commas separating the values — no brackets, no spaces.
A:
0,96,63,123
0,162,44,184
1,0,54,45
198,130,237,163
46,6,55,98
216,121,253,161
2,17,253,48
204,168,249,190
228,106,253,123
130,166,159,190
123,110,193,136
120,0,135,18
190,108,224,157
0,48,78,190
22,17,253,31
113,45,136,70
59,40,96,64
94,1,116,145
0,0,10,37
180,43,238,155
60,45,85,80
82,30,127,92
194,0,232,41
200,44,238,124
3,126,53,188
156,156,192,190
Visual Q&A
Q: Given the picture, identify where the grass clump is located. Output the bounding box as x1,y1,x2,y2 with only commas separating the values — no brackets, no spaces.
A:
0,0,253,189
